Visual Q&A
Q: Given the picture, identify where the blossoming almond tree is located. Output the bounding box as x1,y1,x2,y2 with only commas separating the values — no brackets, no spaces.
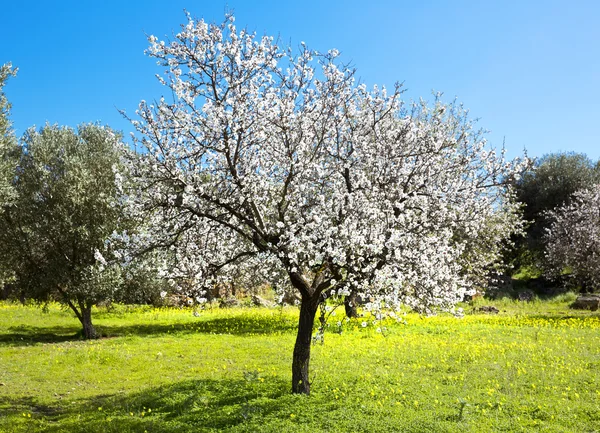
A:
129,14,526,394
544,184,600,291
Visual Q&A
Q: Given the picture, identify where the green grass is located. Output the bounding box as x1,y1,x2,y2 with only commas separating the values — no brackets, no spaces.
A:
1,299,600,432
511,265,544,281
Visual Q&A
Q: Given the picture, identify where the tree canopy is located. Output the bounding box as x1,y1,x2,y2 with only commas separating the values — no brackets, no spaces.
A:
0,63,19,287
0,63,18,207
0,124,130,338
125,14,526,394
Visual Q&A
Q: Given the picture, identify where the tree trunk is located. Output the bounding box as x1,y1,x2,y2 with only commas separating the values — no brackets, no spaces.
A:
80,304,98,339
57,287,98,340
291,296,319,394
344,291,359,318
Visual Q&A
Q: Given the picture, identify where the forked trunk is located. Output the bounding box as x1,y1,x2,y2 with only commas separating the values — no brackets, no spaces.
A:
291,296,319,394
64,295,98,339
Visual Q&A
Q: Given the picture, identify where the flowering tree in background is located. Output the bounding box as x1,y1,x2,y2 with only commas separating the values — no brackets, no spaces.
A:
544,185,600,292
509,152,600,271
129,14,526,394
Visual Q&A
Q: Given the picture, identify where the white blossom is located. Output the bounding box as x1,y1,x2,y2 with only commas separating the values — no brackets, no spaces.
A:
544,184,600,290
122,14,527,394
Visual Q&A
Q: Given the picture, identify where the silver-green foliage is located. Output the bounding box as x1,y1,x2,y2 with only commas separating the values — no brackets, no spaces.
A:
0,64,18,206
0,63,19,283
0,123,129,337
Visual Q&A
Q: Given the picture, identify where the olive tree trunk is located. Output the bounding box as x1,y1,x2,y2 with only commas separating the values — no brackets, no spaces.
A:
62,294,98,339
80,304,98,339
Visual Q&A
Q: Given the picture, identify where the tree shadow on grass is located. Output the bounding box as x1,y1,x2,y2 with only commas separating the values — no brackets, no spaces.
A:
2,377,301,433
0,377,453,433
522,313,600,324
0,395,63,417
100,314,298,338
0,324,81,346
0,314,298,347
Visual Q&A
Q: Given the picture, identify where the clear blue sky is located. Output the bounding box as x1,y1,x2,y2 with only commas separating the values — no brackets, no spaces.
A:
2,0,599,160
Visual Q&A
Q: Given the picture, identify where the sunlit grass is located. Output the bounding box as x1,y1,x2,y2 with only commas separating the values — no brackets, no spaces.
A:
1,299,599,432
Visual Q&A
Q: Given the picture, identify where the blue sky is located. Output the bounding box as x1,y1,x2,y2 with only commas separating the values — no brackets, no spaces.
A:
2,0,599,160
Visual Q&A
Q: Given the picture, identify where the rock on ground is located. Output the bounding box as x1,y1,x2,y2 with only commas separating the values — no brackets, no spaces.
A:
571,295,600,311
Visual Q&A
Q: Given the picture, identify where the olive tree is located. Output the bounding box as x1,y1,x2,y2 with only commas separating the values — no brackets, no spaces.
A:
127,14,526,394
0,124,130,338
0,64,18,201
0,63,19,289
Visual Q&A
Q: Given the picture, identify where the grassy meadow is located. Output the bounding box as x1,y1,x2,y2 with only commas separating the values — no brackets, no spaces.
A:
1,296,600,432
